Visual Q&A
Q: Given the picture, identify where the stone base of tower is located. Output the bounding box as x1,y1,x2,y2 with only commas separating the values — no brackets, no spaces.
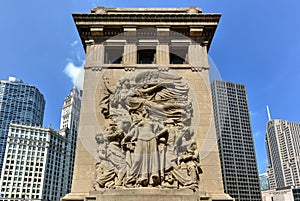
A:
61,189,234,201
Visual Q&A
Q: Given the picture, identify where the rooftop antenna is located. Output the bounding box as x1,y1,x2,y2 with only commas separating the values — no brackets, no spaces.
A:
266,105,272,121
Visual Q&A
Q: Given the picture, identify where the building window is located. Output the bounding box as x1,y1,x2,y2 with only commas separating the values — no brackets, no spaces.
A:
137,49,156,64
104,46,123,64
170,46,188,64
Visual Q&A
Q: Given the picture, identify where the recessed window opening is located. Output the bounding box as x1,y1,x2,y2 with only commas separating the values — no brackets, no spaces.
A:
137,49,156,64
170,46,188,64
104,46,123,64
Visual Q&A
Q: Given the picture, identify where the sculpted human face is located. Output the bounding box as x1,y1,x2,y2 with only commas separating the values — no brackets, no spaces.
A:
95,134,104,144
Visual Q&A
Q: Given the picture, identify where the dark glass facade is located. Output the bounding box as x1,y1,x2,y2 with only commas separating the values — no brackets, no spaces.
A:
211,80,262,201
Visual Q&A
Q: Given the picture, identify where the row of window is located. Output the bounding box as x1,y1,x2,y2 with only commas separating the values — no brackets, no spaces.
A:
10,129,47,137
0,194,40,199
8,143,48,149
104,47,189,64
2,176,42,183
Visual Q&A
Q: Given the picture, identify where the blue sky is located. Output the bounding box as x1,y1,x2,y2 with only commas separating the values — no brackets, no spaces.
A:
1,0,300,174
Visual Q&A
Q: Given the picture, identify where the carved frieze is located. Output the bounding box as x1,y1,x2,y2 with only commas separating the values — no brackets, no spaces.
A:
94,71,201,190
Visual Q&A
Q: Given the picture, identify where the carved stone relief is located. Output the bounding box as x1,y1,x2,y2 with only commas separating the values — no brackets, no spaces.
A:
93,71,201,190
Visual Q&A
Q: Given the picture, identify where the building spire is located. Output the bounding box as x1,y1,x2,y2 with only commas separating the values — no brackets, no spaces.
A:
266,105,272,121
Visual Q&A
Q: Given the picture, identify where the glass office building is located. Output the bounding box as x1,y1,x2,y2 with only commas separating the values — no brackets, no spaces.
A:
211,80,261,201
0,77,45,174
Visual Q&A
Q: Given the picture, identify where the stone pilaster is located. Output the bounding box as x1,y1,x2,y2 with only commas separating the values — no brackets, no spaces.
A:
85,43,104,68
201,41,209,69
188,43,209,71
156,45,169,66
123,44,137,65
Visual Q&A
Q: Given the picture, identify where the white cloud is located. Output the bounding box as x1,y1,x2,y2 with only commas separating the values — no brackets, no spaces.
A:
63,62,84,90
71,40,79,47
65,39,85,90
253,130,265,138
253,131,261,138
250,110,257,117
70,40,85,64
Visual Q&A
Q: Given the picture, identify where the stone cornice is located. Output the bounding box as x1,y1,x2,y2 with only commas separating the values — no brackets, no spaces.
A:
73,13,221,25
91,6,203,14
73,10,221,52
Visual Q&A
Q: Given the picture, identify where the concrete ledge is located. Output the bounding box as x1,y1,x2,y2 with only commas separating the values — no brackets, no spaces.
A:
62,189,234,201
61,192,89,201
91,188,203,201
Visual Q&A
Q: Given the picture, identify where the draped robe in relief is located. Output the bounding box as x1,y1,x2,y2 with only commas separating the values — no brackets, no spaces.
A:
126,118,160,186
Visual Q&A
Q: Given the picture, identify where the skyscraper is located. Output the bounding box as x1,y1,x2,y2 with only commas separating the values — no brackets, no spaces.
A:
265,119,300,189
211,80,261,201
0,88,81,201
0,124,69,201
59,87,81,193
0,77,45,174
